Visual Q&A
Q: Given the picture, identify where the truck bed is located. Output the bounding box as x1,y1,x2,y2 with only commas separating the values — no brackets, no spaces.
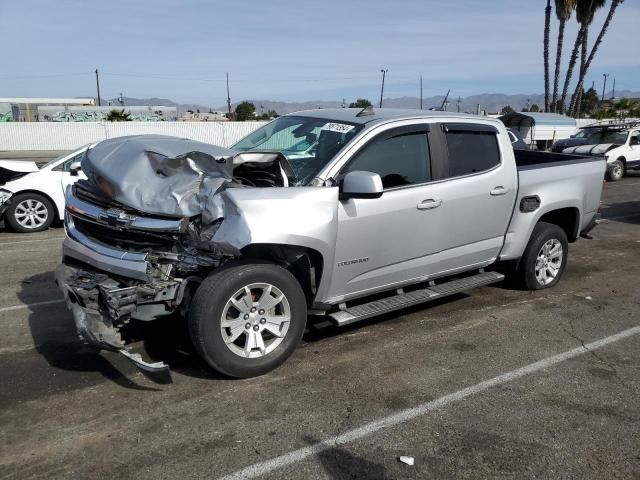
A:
514,150,604,170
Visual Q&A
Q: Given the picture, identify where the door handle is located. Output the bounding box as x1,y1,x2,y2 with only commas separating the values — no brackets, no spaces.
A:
417,199,442,210
490,186,509,196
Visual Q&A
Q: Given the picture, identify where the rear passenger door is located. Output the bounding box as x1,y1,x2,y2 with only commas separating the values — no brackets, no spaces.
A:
431,123,517,272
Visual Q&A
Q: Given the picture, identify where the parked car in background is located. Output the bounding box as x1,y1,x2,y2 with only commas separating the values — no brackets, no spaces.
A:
55,109,605,379
0,146,89,232
551,125,602,152
562,126,640,181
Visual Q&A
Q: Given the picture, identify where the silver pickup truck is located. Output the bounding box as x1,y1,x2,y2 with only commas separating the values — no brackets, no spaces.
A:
55,108,605,379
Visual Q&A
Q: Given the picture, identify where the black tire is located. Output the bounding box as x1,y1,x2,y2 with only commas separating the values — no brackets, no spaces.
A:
188,263,307,378
518,222,568,290
606,159,625,182
6,192,55,233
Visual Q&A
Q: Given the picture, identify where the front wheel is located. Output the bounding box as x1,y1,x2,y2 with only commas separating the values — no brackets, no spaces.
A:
188,263,307,378
6,193,55,233
607,159,625,182
518,222,568,290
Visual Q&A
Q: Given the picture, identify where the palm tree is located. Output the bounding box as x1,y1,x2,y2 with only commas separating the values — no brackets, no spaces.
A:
568,0,606,116
570,0,624,116
558,23,584,113
543,0,552,111
105,108,132,122
551,0,577,112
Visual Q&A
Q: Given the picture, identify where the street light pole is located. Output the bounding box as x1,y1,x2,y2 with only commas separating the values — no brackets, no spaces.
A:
94,69,101,106
379,69,388,108
601,73,610,101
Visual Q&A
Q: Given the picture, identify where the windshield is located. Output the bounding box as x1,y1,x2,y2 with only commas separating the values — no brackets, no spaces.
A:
575,129,591,138
41,145,88,169
586,130,628,145
232,116,364,185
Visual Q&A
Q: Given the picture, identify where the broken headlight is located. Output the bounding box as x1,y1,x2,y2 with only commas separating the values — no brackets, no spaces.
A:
0,189,12,206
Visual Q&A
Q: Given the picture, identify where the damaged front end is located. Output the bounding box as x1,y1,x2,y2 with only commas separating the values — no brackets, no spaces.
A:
56,135,296,376
56,185,214,376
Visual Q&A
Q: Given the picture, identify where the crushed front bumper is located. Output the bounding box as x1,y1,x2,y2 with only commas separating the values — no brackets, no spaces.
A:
55,261,182,375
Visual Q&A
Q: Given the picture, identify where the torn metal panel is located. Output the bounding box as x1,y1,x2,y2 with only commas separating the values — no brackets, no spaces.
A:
81,135,238,219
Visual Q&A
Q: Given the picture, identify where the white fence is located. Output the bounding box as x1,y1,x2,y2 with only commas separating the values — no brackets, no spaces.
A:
0,121,267,151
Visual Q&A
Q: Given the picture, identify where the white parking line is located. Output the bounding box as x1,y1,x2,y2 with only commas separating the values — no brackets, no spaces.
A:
0,299,64,313
218,324,640,480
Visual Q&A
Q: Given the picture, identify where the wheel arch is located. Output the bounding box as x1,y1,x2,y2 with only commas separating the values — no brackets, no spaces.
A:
7,189,59,221
537,207,580,242
239,243,324,307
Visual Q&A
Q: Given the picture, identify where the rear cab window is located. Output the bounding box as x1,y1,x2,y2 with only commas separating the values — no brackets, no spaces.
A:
441,123,501,178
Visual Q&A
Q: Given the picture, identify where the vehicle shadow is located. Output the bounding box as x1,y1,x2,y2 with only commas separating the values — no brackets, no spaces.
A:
302,435,387,480
19,271,227,390
599,200,640,225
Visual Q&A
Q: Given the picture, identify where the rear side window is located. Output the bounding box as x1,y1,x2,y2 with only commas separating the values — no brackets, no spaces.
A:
444,130,500,177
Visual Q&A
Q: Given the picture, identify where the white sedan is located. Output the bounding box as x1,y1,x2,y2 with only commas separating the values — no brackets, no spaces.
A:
0,146,89,232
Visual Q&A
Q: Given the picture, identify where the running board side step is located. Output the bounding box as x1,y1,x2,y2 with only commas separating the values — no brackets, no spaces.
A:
328,271,504,326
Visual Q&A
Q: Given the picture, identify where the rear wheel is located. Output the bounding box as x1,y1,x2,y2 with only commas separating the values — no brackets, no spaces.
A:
607,159,625,182
518,222,568,290
6,193,54,233
188,263,307,378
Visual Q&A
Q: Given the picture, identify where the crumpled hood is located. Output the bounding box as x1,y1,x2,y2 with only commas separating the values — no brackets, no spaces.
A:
81,135,239,221
562,143,621,155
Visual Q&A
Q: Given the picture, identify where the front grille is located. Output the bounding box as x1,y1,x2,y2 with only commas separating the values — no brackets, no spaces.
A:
73,215,176,251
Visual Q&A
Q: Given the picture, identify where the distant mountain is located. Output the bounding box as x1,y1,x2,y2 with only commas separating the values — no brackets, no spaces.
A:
93,90,640,116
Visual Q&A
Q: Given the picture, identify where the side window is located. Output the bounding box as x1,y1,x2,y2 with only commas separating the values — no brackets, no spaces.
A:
443,129,500,177
630,131,640,146
343,130,430,189
53,152,84,172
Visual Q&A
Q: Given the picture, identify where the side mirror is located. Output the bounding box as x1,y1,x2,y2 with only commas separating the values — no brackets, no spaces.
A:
569,134,575,138
69,161,82,176
340,170,383,200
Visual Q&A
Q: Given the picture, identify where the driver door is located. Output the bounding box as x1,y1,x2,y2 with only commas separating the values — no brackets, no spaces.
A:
328,124,443,301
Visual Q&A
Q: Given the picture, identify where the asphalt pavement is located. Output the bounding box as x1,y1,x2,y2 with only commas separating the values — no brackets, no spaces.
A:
1,176,639,479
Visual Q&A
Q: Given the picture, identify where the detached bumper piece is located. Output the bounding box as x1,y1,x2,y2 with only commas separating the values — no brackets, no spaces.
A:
55,263,178,380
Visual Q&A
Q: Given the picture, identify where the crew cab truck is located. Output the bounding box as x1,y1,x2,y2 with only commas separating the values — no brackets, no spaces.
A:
55,109,605,379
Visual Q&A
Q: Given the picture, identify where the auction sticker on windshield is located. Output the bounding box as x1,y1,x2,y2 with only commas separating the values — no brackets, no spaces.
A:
321,122,355,134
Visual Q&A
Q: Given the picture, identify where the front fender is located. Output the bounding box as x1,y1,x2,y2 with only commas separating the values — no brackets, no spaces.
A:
211,186,340,301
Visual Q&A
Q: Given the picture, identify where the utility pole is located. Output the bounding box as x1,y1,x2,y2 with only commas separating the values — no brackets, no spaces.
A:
601,73,610,101
226,72,232,117
420,75,423,110
611,78,616,99
457,96,461,112
379,69,388,108
94,69,101,106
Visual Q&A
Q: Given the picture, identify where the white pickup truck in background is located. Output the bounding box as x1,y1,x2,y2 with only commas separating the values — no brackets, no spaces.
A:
0,147,88,232
562,124,640,181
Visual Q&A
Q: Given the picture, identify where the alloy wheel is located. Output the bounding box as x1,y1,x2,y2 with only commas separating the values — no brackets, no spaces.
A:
14,199,49,229
220,283,291,359
534,239,563,286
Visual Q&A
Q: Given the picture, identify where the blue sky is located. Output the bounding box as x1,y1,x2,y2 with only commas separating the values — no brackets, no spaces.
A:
0,0,638,106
